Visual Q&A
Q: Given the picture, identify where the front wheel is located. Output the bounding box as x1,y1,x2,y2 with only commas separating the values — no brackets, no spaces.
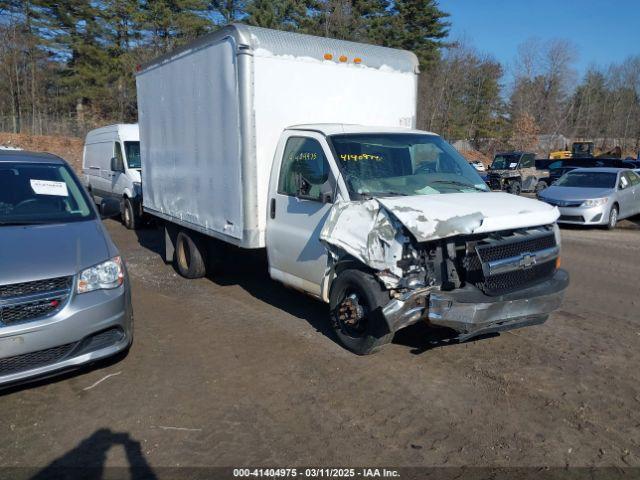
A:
607,205,618,230
329,269,393,355
508,181,521,196
122,198,138,230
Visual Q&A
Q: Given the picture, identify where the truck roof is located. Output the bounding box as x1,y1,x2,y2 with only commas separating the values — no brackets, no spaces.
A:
138,24,419,75
287,124,436,136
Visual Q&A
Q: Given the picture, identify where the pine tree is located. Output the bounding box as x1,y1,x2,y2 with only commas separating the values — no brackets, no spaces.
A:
378,0,450,68
245,0,313,30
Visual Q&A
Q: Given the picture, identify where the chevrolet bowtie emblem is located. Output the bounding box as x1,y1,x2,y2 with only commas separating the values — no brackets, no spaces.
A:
519,253,537,269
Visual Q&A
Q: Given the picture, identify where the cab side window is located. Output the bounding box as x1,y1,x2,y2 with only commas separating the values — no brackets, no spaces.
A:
627,171,640,186
278,137,331,201
521,154,535,168
113,142,124,172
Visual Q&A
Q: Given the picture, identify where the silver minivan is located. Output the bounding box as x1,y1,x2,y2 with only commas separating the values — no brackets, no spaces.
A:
82,124,142,229
0,150,133,387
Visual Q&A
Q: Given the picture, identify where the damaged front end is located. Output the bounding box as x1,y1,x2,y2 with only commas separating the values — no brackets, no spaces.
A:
320,199,569,340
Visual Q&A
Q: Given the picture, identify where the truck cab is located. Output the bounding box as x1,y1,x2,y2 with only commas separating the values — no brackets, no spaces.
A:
265,125,568,354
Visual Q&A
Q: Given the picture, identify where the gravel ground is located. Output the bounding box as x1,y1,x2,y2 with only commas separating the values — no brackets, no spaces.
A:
1,219,640,475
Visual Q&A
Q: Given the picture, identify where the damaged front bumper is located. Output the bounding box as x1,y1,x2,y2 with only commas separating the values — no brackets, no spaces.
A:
382,269,569,341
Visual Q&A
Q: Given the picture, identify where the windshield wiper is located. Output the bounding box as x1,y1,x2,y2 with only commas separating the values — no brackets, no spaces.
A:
431,180,487,192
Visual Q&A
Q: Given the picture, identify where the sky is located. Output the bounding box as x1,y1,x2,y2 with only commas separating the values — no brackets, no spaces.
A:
438,0,640,78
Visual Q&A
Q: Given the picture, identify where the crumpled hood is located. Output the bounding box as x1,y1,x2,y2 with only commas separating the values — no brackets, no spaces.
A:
0,220,114,285
377,192,559,242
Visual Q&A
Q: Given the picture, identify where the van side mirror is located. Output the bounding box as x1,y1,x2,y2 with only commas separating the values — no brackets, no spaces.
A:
100,198,120,218
110,156,123,172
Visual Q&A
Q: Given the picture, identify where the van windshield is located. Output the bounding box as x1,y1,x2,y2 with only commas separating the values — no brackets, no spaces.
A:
330,133,488,197
0,162,94,226
124,141,141,169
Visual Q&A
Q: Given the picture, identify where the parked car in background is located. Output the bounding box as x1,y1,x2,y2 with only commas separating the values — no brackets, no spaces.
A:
0,150,133,387
82,124,142,230
538,168,640,229
545,158,640,185
487,151,549,195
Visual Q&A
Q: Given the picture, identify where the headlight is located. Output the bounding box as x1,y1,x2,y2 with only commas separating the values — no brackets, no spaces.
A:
581,197,608,207
77,256,124,293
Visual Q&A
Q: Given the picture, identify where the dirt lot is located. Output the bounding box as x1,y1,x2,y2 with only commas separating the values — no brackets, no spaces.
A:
1,220,640,474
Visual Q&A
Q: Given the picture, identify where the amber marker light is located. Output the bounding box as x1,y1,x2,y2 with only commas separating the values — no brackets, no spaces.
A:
353,57,362,64
323,53,333,60
556,257,562,269
339,55,348,62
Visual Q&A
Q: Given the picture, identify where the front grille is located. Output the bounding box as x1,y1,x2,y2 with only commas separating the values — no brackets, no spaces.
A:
1,298,66,325
0,342,76,376
0,276,72,327
0,276,71,298
476,233,556,263
545,199,582,207
464,229,558,296
559,215,584,222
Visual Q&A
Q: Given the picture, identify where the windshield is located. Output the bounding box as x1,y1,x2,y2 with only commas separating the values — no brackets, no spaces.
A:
491,155,519,170
0,162,94,225
330,134,488,197
555,171,617,189
124,141,141,169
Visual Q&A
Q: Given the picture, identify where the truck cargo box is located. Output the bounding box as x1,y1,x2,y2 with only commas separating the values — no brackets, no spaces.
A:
136,24,419,248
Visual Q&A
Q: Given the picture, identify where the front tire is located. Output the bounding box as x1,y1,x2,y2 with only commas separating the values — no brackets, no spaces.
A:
122,198,138,230
607,205,618,230
175,230,207,278
508,181,521,196
535,181,548,194
329,269,393,355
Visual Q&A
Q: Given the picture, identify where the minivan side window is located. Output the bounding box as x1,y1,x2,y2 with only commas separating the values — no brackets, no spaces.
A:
278,137,330,201
114,142,125,172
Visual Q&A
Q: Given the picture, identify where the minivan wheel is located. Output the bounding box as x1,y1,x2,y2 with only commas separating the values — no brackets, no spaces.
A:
508,181,521,195
607,205,618,230
175,230,207,278
329,269,393,355
122,198,137,230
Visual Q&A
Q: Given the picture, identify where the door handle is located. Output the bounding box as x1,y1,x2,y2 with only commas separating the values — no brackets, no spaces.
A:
270,198,276,219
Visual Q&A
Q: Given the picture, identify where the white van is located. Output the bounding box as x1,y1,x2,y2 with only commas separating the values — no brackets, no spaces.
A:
82,124,142,229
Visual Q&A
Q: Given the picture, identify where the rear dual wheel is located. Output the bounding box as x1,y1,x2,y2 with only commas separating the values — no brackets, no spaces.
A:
175,231,207,278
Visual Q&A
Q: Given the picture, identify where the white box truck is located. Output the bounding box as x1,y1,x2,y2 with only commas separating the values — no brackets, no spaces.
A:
136,24,568,354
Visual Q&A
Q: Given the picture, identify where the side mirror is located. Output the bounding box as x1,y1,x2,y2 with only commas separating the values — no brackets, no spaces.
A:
110,156,123,172
100,198,120,218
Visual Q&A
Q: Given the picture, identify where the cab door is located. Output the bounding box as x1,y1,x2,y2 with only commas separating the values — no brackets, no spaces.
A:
266,132,339,297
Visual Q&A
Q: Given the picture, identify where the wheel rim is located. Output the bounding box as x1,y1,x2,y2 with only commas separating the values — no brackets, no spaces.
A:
124,204,131,225
336,291,368,337
610,209,617,227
